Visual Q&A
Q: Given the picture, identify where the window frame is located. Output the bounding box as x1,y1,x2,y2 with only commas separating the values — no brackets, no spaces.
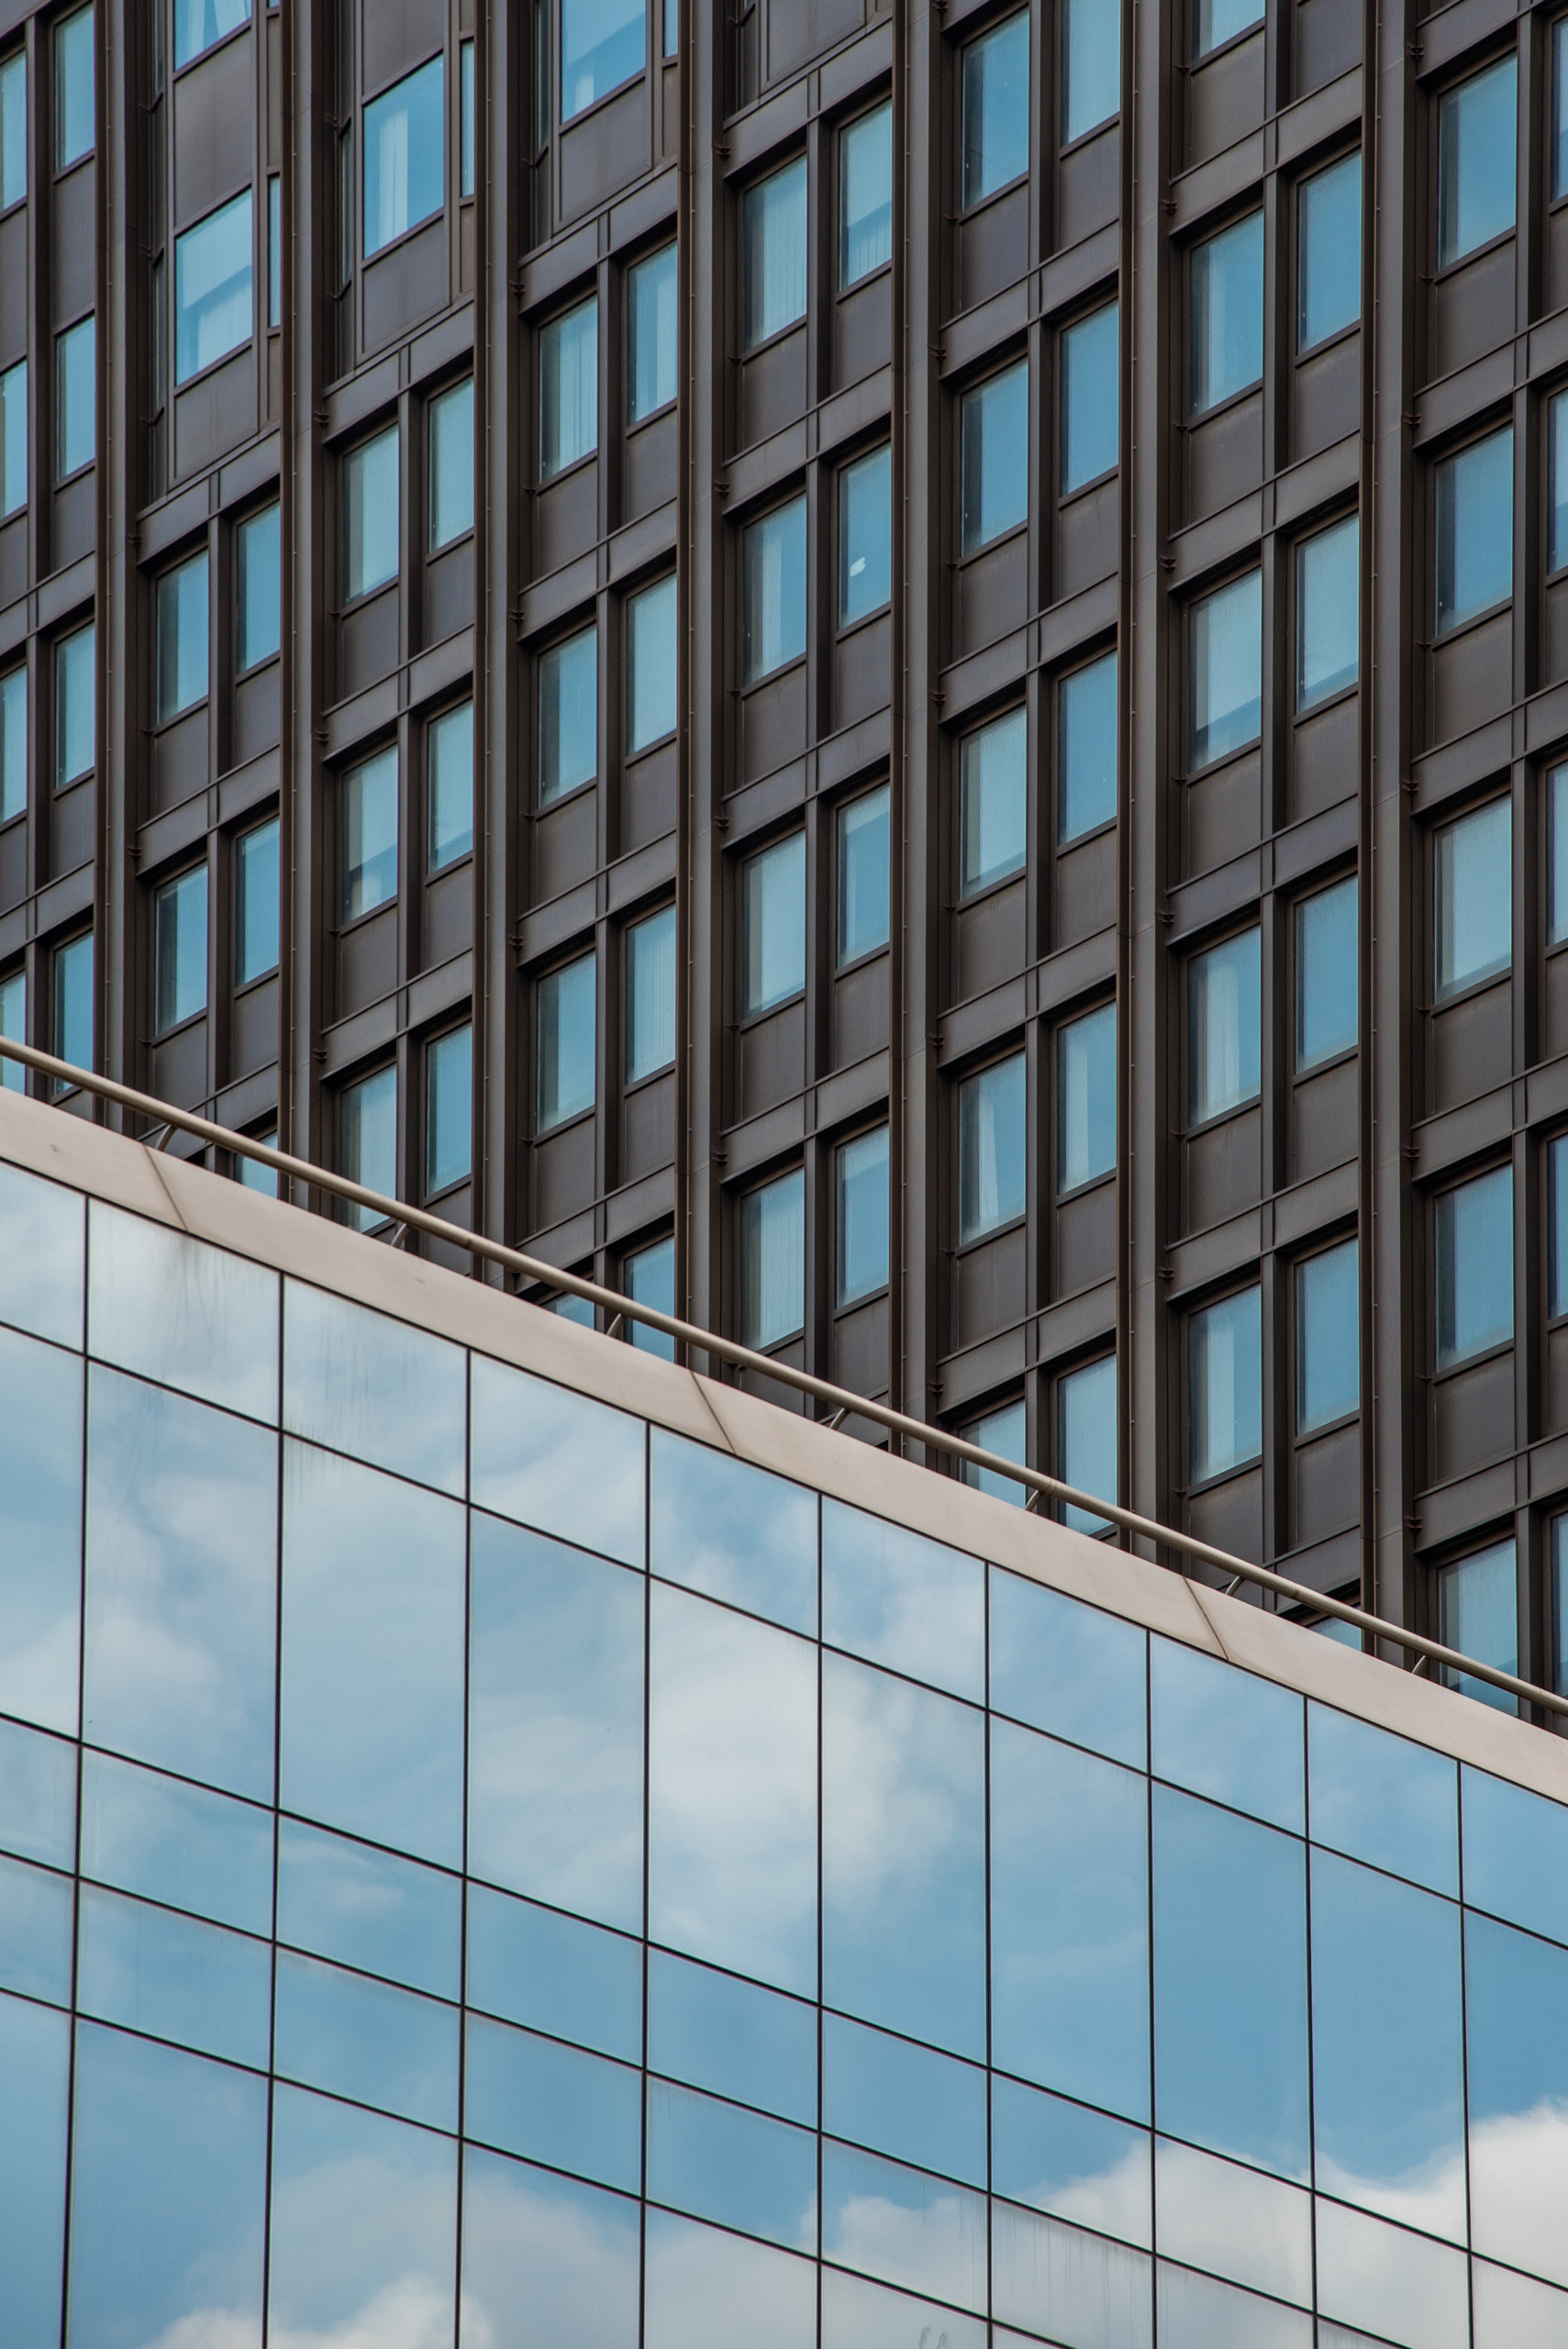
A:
1432,423,1515,640
1186,1281,1264,1492
1057,649,1118,847
153,546,212,729
1055,996,1118,1199
150,858,210,1040
427,374,476,556
537,292,600,484
959,8,1030,216
838,96,894,293
741,153,809,357
1058,299,1119,502
834,1120,891,1313
0,47,26,217
1293,872,1360,1077
1431,1161,1516,1376
172,186,256,391
1294,512,1361,718
361,51,446,264
955,1046,1028,1249
426,698,474,877
535,947,598,1136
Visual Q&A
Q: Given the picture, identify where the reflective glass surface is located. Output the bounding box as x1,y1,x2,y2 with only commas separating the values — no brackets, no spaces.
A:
960,707,1027,896
343,425,398,600
154,551,209,724
1434,1165,1513,1370
1438,58,1517,269
1296,1238,1359,1432
740,1168,806,1349
235,816,280,984
537,951,597,1130
173,190,252,384
1062,301,1118,491
837,782,889,964
0,1323,83,1733
960,361,1029,553
1059,1000,1116,1192
1188,926,1261,1122
742,497,807,683
561,0,643,119
0,662,25,822
1296,874,1358,1069
627,573,677,753
743,158,807,349
284,1279,464,1495
1299,152,1362,350
539,300,599,479
539,624,597,804
1060,648,1118,841
55,315,95,480
237,503,281,674
0,1990,68,2349
428,375,473,550
839,444,892,627
628,243,678,420
428,699,473,870
1435,796,1510,997
87,1198,277,1420
1435,429,1513,635
840,102,892,285
1297,514,1359,708
1064,0,1119,139
959,1051,1026,1241
279,1818,460,1998
1191,213,1263,415
471,1353,645,1564
962,12,1029,207
650,1430,817,1631
1189,568,1262,766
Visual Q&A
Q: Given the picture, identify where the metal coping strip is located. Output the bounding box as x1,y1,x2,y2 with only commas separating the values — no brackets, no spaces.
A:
4,1035,1564,1722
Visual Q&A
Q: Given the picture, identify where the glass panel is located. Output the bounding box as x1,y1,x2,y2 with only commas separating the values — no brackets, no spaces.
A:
742,156,807,349
467,1513,644,1931
0,1851,72,2002
1060,1353,1118,1534
1152,1785,1309,2179
1188,1285,1262,1482
173,190,252,383
958,1051,1026,1241
68,2025,266,2349
1062,302,1118,491
836,1124,888,1307
823,1653,985,2055
960,1397,1026,1505
235,818,280,988
1188,928,1260,1122
1314,2199,1468,2349
821,2267,986,2349
993,2076,1151,2246
0,964,23,1089
647,1946,817,2123
425,1024,471,1195
471,1353,646,1564
839,444,892,628
460,39,474,195
960,707,1027,896
840,101,892,285
1064,0,1119,139
628,242,678,420
649,1428,817,1634
0,1991,68,2349
1462,1763,1568,1944
281,1442,464,1865
1296,1238,1359,1431
1059,1002,1116,1192
55,316,95,475
1307,1704,1457,1894
273,1947,458,2128
236,501,281,672
467,1881,640,2059
1558,18,1568,201
77,1884,271,2067
339,1064,396,1220
0,1323,81,1734
962,12,1029,207
81,1750,272,1932
539,623,597,803
1465,1909,1568,2291
53,930,93,1072
627,573,677,752
1189,570,1262,766
342,743,398,919
0,51,25,207
1190,213,1263,415
1557,396,1568,578
740,1169,806,1348
822,2140,986,2310
1156,2263,1312,2348
1434,1163,1513,1367
960,361,1029,552
268,2085,457,2343
1438,57,1517,268
560,0,644,120
540,298,599,479
84,1366,277,1798
1296,515,1359,708
88,1197,277,1419
343,424,399,599
461,2148,640,2349
1434,796,1510,995
647,2078,817,2247
990,1566,1146,1765
1060,650,1118,841
991,1719,1150,2119
1,359,26,518
278,1817,459,1998
1298,152,1362,349
1473,2258,1568,2348
153,863,207,1033
650,1583,817,1993
1437,1539,1518,1709
464,2012,640,2189
56,622,95,785
1155,2136,1312,2305
992,2204,1153,2347
173,0,250,70
742,496,807,682
363,55,444,257
428,375,473,550
537,951,596,1130
1151,1637,1303,1831
627,1237,674,1359
644,2210,816,2349
0,1719,74,1870
1296,875,1358,1068
838,782,890,963
428,699,473,868
267,173,280,324
823,1498,982,1698
0,664,25,821
1195,0,1263,58
1435,427,1513,632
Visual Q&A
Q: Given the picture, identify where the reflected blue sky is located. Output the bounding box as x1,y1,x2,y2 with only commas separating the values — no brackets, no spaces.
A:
649,1947,816,2123
992,2076,1151,2248
268,2085,456,2345
0,1851,73,2005
274,1950,459,2131
283,1280,466,1497
643,2209,816,2349
0,1163,83,1350
278,1819,460,1999
87,1199,277,1423
647,2079,817,2249
0,1326,83,1736
0,1991,67,2349
1307,1704,1458,1897
77,1885,271,2070
990,1568,1148,1768
821,2141,987,2312
471,1355,646,1567
650,1430,817,1634
0,1717,77,1870
1151,1636,1304,1833
822,1500,984,1700
461,2146,640,2349
464,2013,641,2193
824,2011,987,2187
82,1751,272,1935
1465,1911,1568,2290
469,1881,641,2061
1462,1765,1568,1946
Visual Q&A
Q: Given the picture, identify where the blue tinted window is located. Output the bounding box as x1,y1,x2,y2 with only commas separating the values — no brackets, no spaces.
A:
992,2075,1151,2248
821,2140,988,2313
1462,1766,1568,1945
989,1569,1146,1766
628,243,678,419
960,362,1029,553
962,12,1029,206
650,1428,817,1633
1296,1239,1360,1433
0,1161,83,1350
1298,152,1362,350
77,1886,271,2069
959,1051,1027,1241
0,1326,82,1737
283,1279,466,1497
461,2147,641,2345
1151,1637,1305,1833
273,1950,459,2130
464,2013,642,2193
1307,1706,1457,1896
236,815,280,983
823,2011,987,2188
647,2080,817,2249
470,1353,647,1566
1296,875,1358,1069
467,1881,641,2062
1062,303,1118,491
1060,651,1118,841
81,1752,272,1933
1435,428,1513,635
1438,57,1516,269
562,0,643,121
0,1716,75,1869
363,57,444,256
823,1498,984,1700
1464,1909,1568,2288
175,0,250,71
268,2086,456,2342
648,1947,817,2125
173,192,252,384
1190,214,1262,414
0,1851,72,2004
0,1992,68,2349
278,1819,461,1998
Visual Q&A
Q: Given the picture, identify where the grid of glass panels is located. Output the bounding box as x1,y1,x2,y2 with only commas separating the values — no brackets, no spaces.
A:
2,1155,1568,2349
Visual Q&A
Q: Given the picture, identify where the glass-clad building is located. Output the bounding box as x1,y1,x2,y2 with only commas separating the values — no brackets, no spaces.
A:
3,1095,1568,2349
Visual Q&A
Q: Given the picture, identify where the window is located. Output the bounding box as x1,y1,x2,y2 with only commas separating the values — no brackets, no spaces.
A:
1062,304,1118,494
237,1132,277,1197
837,784,889,966
1059,1003,1116,1193
1551,766,1568,949
428,703,473,873
173,191,253,384
0,50,24,209
961,708,1026,897
836,1125,889,1308
628,244,677,422
1438,58,1516,271
539,298,597,479
153,864,208,1035
1298,152,1361,351
175,0,249,72
340,1064,396,1227
962,12,1029,208
363,57,443,258
1435,429,1512,634
1296,877,1358,1071
235,818,280,986
267,176,281,328
344,427,399,601
1,358,25,516
428,379,474,551
1435,1166,1513,1370
1190,213,1262,416
1437,1540,1518,1710
959,1052,1026,1242
1435,798,1510,998
1188,571,1261,769
0,665,23,822
55,6,94,172
626,904,676,1084
1060,652,1117,841
840,102,892,287
1189,929,1261,1125
1556,20,1568,201
961,1399,1027,1507
460,40,475,198
342,748,398,921
53,930,93,1079
426,1025,472,1195
740,1168,805,1348
1296,1239,1359,1432
628,1235,675,1358
1552,394,1568,577
960,362,1029,554
742,833,806,1016
1189,1286,1262,1484
1296,517,1359,710
0,965,23,1093
561,0,643,121
628,574,677,753
56,624,95,788
662,0,678,58
539,626,596,805
1194,0,1262,61
55,316,95,478
155,551,209,724
237,503,281,673
1063,0,1118,142
1061,1355,1117,1533
538,952,596,1131
1557,1517,1568,1697
839,446,891,628
742,497,807,684
743,158,807,351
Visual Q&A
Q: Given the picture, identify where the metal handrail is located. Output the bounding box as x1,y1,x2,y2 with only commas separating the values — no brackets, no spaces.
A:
4,1033,1565,1722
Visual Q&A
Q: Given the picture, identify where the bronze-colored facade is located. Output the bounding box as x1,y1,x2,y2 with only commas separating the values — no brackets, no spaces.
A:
4,0,1567,1697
